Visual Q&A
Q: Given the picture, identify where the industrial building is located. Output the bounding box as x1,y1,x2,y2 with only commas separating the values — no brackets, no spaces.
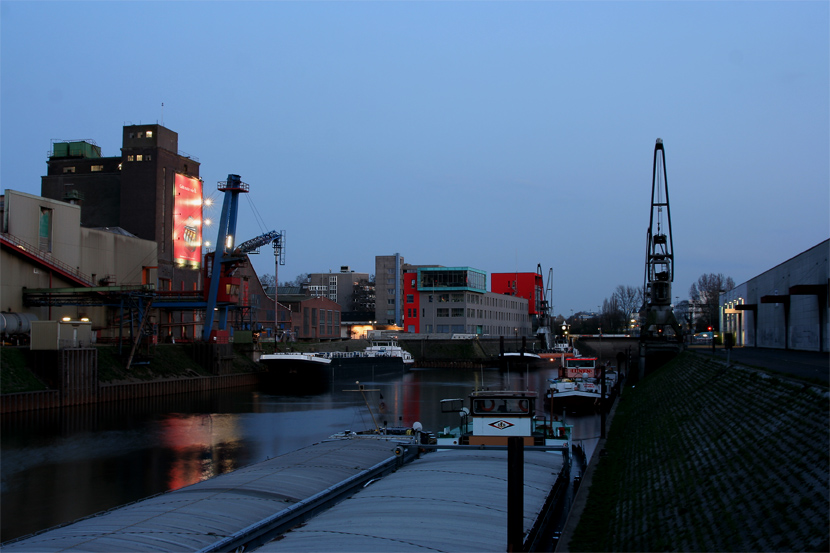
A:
1,123,274,344
39,125,205,340
720,239,828,352
1,189,158,339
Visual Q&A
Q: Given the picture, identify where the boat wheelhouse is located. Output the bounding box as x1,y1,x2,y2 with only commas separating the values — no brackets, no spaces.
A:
437,389,571,448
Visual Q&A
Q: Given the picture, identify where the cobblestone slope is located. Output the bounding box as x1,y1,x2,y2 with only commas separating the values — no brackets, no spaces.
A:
569,352,829,552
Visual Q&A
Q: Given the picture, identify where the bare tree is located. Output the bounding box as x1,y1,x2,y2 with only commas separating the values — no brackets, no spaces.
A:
613,285,643,329
259,273,276,290
280,273,309,287
601,296,624,332
689,273,735,331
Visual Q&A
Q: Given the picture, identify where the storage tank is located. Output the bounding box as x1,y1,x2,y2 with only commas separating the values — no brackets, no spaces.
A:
0,312,38,336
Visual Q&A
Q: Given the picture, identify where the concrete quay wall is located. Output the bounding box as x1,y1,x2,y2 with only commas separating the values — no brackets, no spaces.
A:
559,351,829,552
0,373,259,414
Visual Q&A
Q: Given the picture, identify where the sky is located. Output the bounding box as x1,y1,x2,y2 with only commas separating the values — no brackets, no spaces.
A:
2,1,828,317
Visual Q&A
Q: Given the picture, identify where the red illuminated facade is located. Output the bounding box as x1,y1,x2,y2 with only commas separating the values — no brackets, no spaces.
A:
491,272,545,317
403,271,421,332
173,174,203,268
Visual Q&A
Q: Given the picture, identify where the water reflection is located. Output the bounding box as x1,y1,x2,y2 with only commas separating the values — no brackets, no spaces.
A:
1,366,601,543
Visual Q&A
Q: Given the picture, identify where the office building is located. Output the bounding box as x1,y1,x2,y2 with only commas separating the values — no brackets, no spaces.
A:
402,266,531,336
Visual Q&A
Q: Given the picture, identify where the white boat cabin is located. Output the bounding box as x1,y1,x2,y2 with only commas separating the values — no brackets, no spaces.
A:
439,390,571,447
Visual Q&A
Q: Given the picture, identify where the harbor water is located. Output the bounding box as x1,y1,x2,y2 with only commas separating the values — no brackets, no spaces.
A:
1,364,603,543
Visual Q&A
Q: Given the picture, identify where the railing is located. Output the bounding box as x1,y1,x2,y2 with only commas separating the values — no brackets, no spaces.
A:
0,233,94,286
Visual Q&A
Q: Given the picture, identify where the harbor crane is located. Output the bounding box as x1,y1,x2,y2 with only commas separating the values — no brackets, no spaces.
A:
201,175,283,341
641,139,682,340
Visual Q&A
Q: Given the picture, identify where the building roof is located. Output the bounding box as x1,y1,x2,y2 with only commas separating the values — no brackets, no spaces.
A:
90,227,138,237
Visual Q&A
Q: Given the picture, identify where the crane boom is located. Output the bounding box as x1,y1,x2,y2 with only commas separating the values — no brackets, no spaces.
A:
233,230,280,256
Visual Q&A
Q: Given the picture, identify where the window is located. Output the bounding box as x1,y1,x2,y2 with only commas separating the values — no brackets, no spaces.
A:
136,155,143,161
62,167,75,174
38,207,52,252
451,308,464,317
437,308,449,317
127,155,135,162
90,165,103,172
146,130,153,138
145,155,152,161
406,294,414,303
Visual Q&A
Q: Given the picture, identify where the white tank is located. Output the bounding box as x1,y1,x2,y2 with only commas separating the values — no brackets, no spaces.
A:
0,312,38,335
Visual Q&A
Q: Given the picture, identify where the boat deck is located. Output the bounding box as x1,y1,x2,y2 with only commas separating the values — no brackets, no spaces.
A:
4,439,566,552
258,448,566,552
1,439,408,552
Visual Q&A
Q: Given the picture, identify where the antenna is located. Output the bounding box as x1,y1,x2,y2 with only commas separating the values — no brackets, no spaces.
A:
161,102,164,127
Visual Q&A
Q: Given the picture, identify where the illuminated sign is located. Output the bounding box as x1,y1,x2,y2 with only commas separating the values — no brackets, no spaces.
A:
173,174,203,269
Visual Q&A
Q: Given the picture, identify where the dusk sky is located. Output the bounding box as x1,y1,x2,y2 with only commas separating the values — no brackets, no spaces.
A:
2,1,827,317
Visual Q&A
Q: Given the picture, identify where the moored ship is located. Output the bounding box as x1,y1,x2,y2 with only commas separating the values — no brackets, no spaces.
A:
545,357,618,413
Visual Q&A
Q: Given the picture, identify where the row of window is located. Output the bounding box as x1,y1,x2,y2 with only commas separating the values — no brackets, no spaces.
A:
126,154,152,162
128,131,153,138
62,163,121,174
406,307,529,322
405,292,524,310
420,325,530,335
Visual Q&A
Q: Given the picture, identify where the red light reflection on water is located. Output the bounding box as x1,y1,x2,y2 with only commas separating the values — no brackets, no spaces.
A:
157,414,243,491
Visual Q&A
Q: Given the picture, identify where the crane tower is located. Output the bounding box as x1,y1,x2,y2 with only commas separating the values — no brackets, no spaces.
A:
641,139,681,339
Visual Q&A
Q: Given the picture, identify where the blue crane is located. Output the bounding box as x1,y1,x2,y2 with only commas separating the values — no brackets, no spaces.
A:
201,175,283,342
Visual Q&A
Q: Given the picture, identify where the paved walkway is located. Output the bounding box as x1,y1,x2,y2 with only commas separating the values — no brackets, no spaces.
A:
557,349,829,552
690,345,829,386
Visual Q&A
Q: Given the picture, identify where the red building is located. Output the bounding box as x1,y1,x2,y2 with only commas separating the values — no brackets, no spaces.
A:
491,272,545,319
402,271,421,333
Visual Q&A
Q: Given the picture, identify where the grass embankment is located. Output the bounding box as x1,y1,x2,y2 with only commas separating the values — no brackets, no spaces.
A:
1,347,47,393
1,343,263,393
568,351,829,552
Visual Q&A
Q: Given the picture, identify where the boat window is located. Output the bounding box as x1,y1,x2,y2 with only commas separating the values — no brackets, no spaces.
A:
473,398,532,414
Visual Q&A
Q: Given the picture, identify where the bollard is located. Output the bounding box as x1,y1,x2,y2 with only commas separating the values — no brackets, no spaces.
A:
507,436,524,552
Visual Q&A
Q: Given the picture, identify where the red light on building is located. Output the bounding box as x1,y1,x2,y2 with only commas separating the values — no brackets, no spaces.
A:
173,173,203,268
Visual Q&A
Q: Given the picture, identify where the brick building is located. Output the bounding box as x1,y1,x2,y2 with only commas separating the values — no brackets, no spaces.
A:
40,124,204,340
